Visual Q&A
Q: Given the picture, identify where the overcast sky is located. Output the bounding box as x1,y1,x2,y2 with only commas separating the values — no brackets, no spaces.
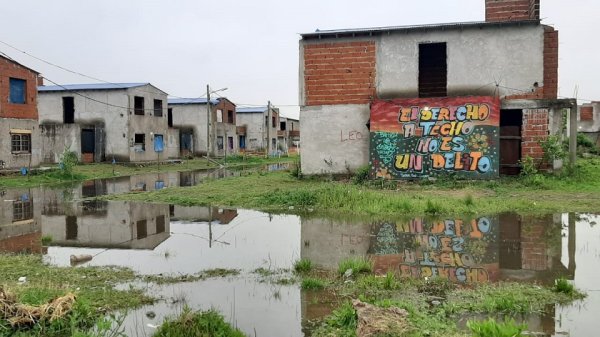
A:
1,0,597,119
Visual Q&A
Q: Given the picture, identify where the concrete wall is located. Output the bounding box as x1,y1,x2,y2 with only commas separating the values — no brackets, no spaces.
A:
38,84,170,162
578,103,600,148
166,128,180,159
300,104,369,174
39,124,80,163
126,86,169,162
0,119,41,169
170,103,207,156
236,111,279,152
376,25,544,99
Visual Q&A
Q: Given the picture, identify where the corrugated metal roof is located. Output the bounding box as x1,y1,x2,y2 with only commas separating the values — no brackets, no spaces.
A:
301,19,540,39
236,107,267,113
168,98,220,105
38,83,149,92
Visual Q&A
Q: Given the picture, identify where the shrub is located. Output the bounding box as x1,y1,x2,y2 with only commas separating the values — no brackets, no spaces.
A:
352,165,371,185
554,278,575,295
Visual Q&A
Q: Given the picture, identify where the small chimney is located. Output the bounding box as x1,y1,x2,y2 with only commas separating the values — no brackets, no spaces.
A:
37,75,44,86
485,0,540,22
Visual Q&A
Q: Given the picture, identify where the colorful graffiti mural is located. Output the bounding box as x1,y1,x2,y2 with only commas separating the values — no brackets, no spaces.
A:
369,217,499,284
370,97,500,179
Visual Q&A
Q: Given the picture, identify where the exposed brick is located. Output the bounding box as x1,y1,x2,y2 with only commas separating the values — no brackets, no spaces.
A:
485,0,540,22
580,106,594,121
303,41,376,106
0,56,39,120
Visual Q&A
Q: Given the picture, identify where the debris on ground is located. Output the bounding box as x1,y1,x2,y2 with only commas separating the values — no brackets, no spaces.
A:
352,299,411,337
0,287,76,327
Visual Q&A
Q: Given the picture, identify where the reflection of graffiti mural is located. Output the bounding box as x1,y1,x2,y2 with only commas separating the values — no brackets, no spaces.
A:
369,217,499,284
370,97,500,179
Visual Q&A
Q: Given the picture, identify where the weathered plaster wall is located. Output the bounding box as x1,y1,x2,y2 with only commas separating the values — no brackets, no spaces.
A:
376,25,544,99
169,103,207,155
127,86,169,162
38,89,129,160
236,112,270,151
0,119,41,169
300,104,369,174
39,124,80,163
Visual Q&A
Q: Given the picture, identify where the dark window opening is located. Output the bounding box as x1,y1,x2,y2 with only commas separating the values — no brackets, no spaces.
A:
227,110,234,124
134,96,144,115
265,116,268,126
156,215,166,234
63,97,75,123
134,133,145,151
419,43,447,98
154,99,163,117
280,121,286,131
11,133,31,153
499,109,523,176
272,116,276,128
66,216,78,240
9,78,26,104
136,220,147,239
239,135,246,149
12,200,33,222
228,136,234,150
217,136,224,150
168,108,173,127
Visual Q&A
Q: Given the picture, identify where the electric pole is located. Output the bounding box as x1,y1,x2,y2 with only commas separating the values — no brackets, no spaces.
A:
206,84,211,159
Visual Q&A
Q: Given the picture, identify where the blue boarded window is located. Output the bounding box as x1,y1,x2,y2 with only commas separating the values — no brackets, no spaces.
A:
9,78,26,104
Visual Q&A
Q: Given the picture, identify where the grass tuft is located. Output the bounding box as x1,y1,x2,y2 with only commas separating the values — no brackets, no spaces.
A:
338,257,373,276
153,307,246,337
467,318,526,337
301,277,326,290
553,277,575,295
293,258,313,273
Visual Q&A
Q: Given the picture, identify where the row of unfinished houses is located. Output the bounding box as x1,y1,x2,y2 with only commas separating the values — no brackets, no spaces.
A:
299,0,599,178
0,60,299,170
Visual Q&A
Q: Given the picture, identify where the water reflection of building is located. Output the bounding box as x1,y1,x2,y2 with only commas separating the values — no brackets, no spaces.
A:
170,205,238,225
300,217,371,270
41,199,170,250
0,188,44,254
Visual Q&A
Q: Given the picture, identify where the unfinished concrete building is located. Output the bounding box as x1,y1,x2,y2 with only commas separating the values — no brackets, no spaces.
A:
299,0,575,178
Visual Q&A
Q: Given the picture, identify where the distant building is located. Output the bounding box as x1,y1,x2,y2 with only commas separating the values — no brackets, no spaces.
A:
0,55,42,170
299,0,575,178
168,97,238,157
37,83,175,163
578,103,600,147
278,116,301,153
236,106,280,153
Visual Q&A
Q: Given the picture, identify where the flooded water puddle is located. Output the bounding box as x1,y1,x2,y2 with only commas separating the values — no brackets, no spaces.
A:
1,179,599,336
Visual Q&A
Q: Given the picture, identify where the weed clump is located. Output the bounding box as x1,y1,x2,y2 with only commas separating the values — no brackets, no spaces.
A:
352,165,370,185
301,277,325,290
293,258,312,273
553,277,575,295
153,307,246,337
338,257,373,276
467,318,526,337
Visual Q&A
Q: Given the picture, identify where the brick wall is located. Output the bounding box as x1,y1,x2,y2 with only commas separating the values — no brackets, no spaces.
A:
521,108,548,163
485,0,540,22
0,56,39,120
580,106,594,121
304,41,376,106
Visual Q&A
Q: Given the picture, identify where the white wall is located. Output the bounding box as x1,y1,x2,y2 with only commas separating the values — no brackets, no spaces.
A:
0,118,41,169
170,104,207,155
300,104,370,174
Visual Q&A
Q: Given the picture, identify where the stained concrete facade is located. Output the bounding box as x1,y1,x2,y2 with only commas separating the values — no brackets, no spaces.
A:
38,83,170,163
236,106,280,152
578,102,600,147
168,98,238,157
299,17,563,175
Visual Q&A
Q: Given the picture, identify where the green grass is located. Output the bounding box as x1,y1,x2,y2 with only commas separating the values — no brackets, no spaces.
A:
553,277,576,295
153,307,246,337
102,158,600,217
301,277,326,290
338,257,373,276
467,318,526,337
0,156,295,188
293,258,313,273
